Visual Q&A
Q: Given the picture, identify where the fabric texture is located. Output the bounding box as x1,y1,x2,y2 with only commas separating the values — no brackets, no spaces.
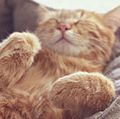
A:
0,0,13,40
87,96,120,119
0,0,43,41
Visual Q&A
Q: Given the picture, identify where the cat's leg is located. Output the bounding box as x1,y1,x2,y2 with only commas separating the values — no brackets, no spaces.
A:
49,72,115,119
0,89,33,119
0,89,71,119
0,32,40,89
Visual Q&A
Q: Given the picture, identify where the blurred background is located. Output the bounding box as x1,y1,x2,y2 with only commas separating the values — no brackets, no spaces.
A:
35,0,120,12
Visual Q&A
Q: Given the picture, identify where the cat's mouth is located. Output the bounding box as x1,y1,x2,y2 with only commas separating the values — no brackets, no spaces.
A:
54,37,76,46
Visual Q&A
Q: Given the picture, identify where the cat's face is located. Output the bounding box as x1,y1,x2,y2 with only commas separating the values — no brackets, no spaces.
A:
36,8,120,57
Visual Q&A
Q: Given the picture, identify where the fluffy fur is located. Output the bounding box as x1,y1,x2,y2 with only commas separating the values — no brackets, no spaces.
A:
0,6,120,119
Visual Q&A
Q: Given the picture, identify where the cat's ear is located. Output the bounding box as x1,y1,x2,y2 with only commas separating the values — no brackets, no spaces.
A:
104,6,120,31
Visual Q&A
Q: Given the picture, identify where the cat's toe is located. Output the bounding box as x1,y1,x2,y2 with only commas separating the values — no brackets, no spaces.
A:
1,32,41,55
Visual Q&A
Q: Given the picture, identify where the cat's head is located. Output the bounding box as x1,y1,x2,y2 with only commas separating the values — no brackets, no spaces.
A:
36,6,120,58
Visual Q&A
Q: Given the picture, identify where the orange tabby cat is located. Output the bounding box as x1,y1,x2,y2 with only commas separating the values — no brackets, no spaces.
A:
0,6,120,119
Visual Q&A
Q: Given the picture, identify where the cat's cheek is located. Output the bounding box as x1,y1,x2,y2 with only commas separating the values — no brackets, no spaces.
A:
52,30,62,42
40,30,61,44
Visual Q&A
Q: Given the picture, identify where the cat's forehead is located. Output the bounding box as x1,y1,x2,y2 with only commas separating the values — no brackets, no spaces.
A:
45,9,91,23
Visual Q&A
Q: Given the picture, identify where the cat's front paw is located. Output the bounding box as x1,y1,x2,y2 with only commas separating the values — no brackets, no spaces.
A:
49,72,115,119
0,32,41,88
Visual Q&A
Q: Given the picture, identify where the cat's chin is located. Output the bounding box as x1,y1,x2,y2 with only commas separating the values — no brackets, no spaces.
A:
45,43,81,57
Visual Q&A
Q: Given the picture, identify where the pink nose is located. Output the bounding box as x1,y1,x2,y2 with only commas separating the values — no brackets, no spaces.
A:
57,23,71,32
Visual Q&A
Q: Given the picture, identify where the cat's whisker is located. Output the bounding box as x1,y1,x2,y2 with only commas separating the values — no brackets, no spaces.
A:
66,31,81,37
65,33,87,44
90,41,110,58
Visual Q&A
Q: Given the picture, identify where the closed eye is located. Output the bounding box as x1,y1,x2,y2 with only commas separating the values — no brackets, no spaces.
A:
48,18,59,23
88,31,99,38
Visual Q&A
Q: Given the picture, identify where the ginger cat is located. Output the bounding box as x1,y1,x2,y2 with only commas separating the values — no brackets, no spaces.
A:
0,6,120,119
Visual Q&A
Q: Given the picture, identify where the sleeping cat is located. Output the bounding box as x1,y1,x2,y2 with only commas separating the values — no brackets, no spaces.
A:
0,5,120,119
